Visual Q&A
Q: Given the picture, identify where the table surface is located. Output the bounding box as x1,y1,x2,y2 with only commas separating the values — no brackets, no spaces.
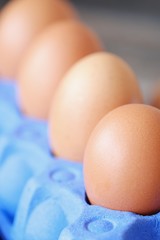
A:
74,5,160,102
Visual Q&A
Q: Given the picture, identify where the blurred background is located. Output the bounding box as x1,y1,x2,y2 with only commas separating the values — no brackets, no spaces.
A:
0,0,160,101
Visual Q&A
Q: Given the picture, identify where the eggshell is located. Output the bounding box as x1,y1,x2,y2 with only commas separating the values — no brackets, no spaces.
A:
49,52,143,162
0,0,77,78
84,104,160,215
17,20,102,119
151,81,160,109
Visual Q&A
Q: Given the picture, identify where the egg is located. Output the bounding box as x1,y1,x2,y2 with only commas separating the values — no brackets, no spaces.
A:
17,20,102,119
49,52,143,162
0,0,77,79
84,104,160,215
151,81,160,109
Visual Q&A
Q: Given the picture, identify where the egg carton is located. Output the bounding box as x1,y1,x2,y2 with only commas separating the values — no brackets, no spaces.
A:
0,80,160,240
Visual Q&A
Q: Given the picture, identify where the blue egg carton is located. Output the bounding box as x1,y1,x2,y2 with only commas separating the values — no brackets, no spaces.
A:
0,80,160,240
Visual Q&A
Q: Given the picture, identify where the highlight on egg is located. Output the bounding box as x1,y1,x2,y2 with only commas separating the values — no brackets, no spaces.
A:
84,104,160,215
0,0,77,79
17,20,102,119
49,52,143,162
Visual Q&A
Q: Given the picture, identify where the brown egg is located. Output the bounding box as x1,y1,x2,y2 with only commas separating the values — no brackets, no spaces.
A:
49,52,143,162
84,104,160,215
151,81,160,109
17,20,102,119
0,0,77,79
